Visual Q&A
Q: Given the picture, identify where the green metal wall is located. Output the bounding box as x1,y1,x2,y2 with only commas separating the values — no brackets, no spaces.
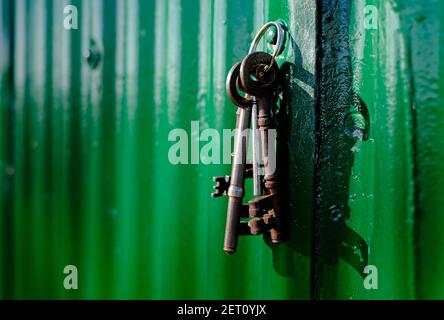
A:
402,0,444,299
315,0,416,299
314,0,444,299
0,0,443,300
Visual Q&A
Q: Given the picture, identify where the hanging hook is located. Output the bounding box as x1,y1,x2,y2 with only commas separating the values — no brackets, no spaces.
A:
248,21,286,74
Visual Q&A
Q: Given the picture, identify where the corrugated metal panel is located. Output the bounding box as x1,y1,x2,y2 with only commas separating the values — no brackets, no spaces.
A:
315,0,416,299
403,0,444,299
314,0,444,299
0,0,315,299
1,0,443,300
0,0,13,300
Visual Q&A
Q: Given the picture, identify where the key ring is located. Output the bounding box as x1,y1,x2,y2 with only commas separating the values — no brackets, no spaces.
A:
248,21,286,73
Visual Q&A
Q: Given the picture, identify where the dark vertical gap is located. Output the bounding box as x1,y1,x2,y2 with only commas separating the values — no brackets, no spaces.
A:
4,0,16,299
311,0,323,301
311,0,361,299
405,31,421,300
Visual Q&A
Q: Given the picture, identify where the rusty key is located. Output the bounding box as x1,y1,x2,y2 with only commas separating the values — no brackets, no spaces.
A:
223,63,252,254
240,51,283,244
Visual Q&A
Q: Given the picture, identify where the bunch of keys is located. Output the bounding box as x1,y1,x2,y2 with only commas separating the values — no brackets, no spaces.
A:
212,21,286,254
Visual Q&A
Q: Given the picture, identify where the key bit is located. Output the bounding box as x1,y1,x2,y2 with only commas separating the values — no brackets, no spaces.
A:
248,194,274,217
212,176,230,198
248,218,266,236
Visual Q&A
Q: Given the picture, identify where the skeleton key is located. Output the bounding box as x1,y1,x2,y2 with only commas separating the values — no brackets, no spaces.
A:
223,62,252,254
240,51,283,244
236,72,263,197
212,21,287,254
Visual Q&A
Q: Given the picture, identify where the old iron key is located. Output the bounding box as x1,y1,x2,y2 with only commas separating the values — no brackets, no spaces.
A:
212,21,287,254
223,62,252,254
237,71,263,197
240,51,283,244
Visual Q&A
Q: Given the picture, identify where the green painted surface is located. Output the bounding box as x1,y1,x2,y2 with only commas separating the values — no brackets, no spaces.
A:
315,0,416,299
0,0,315,299
0,0,12,299
400,0,444,299
314,0,444,299
0,0,443,300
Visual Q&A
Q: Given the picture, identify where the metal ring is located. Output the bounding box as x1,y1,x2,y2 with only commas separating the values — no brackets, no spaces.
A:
226,62,252,107
248,21,285,71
